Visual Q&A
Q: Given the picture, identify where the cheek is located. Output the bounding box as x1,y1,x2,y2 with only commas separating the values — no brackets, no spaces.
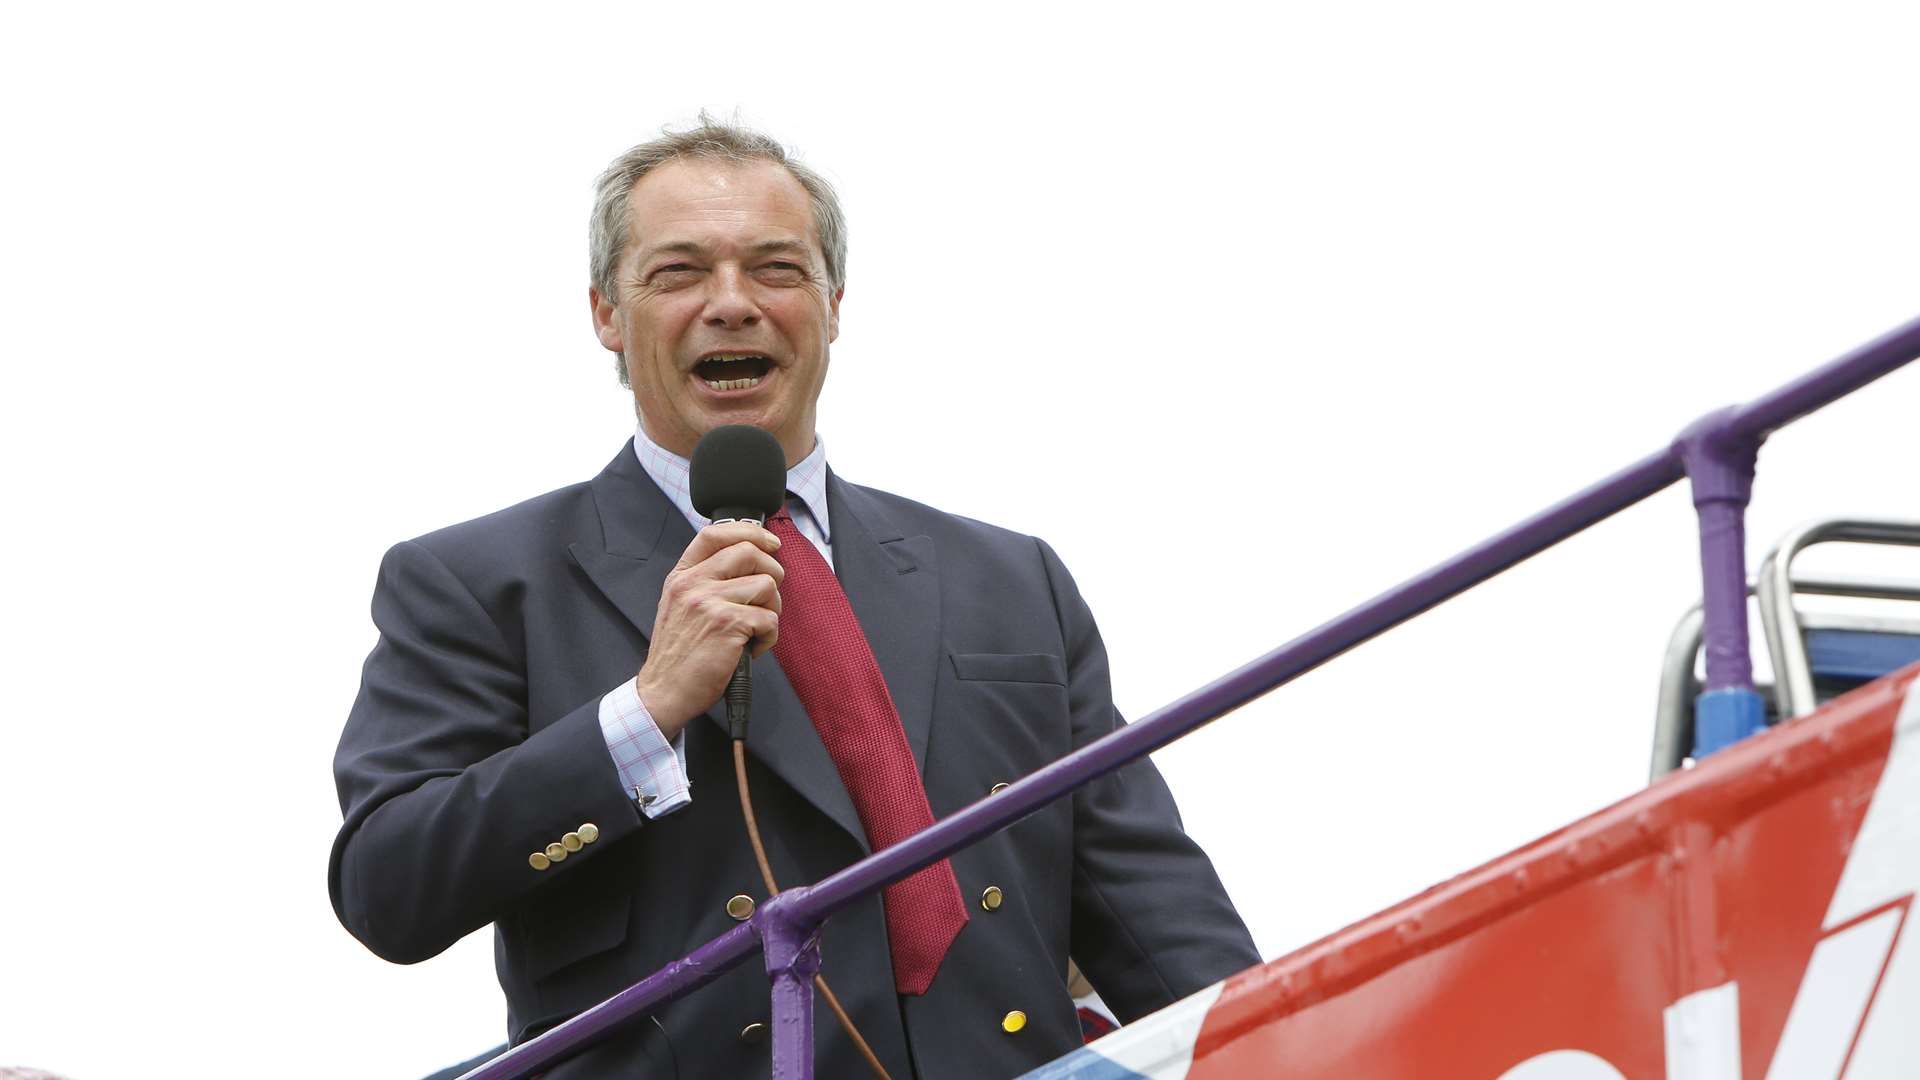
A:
627,308,692,365
766,285,823,315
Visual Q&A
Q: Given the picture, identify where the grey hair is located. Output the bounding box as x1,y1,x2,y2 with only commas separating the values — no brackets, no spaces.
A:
590,114,847,386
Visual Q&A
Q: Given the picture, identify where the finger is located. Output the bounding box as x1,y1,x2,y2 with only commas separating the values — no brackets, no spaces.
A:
708,573,781,613
691,539,786,586
701,600,777,657
676,521,781,570
743,607,779,656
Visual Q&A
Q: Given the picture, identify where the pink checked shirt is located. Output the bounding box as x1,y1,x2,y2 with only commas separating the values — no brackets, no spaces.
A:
598,424,833,818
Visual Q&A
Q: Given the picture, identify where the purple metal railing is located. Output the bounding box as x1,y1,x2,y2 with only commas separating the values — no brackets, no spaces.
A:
460,313,1920,1080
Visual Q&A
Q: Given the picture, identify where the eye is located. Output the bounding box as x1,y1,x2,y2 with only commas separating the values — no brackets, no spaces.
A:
757,261,807,284
649,263,703,287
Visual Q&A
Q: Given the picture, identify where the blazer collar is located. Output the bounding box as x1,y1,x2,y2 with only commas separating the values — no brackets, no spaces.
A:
568,442,942,849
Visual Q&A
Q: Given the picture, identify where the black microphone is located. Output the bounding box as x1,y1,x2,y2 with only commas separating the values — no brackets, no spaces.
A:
690,425,787,740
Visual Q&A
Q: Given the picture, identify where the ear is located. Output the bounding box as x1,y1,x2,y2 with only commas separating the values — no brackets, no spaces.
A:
827,286,843,344
589,285,624,353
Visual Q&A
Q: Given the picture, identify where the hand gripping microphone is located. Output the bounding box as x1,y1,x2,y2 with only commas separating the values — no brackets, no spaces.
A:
689,425,787,741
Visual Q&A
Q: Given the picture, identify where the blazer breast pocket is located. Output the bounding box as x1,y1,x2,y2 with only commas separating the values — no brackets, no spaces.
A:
943,651,1071,780
949,651,1067,685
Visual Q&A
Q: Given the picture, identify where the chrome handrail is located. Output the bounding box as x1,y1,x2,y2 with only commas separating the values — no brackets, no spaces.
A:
1650,602,1707,781
1757,520,1920,719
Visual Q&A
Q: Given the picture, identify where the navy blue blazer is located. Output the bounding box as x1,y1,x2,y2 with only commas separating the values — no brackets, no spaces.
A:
330,441,1258,1079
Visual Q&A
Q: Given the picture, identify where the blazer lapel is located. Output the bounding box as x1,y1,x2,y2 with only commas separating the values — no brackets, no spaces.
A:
828,471,941,773
567,441,688,636
567,441,867,847
740,648,869,850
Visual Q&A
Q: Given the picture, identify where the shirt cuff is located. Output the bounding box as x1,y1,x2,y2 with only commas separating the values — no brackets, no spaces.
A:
598,678,692,818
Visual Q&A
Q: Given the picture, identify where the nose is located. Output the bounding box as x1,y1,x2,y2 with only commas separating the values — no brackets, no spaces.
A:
703,265,761,330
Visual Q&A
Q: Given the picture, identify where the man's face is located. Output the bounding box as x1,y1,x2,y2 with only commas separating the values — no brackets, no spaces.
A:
591,158,841,467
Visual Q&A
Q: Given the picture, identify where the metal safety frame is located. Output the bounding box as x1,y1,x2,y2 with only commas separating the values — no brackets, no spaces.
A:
459,314,1920,1080
1648,566,1920,780
1758,519,1920,720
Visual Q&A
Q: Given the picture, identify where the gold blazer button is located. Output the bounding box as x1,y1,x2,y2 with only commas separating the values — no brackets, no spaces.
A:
727,894,756,920
528,851,551,871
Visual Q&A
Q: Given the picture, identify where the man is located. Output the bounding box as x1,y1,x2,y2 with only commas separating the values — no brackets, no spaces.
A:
331,118,1258,1079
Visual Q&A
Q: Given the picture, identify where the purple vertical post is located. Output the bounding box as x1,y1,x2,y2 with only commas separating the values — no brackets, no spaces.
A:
759,891,822,1080
1674,405,1766,756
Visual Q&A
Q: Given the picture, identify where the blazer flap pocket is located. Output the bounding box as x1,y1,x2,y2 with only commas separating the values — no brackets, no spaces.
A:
950,651,1066,685
524,891,633,984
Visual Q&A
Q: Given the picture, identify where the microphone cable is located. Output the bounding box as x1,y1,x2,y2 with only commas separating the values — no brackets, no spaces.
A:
733,730,893,1080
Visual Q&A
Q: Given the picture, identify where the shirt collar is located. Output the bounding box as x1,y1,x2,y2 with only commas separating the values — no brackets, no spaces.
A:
630,423,831,542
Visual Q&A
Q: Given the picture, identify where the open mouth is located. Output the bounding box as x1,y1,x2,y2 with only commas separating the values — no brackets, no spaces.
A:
694,353,773,391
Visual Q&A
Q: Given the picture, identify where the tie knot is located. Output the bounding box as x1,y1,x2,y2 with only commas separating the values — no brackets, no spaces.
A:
770,492,799,524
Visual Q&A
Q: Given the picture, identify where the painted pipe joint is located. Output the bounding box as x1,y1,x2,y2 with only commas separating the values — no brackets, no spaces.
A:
756,889,824,983
1672,404,1763,508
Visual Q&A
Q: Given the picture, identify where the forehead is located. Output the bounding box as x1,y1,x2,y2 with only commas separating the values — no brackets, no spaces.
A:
625,158,818,258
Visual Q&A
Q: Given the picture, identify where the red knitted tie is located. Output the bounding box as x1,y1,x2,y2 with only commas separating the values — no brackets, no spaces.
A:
767,502,968,995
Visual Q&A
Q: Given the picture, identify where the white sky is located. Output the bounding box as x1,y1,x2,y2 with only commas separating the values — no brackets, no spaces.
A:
3,3,1917,1077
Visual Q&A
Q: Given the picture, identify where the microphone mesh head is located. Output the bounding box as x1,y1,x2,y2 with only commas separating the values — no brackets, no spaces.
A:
689,425,787,522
